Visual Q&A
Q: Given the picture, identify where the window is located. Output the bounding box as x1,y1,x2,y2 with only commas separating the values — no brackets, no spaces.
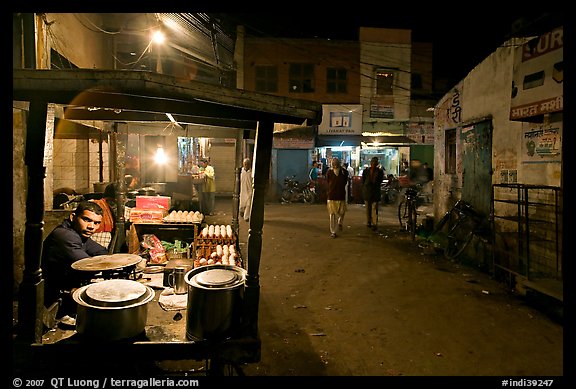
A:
445,129,456,174
376,70,394,95
326,67,347,93
289,63,315,93
255,65,278,93
523,71,545,90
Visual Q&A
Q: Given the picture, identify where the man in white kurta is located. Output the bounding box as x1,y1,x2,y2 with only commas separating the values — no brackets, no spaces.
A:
239,158,253,222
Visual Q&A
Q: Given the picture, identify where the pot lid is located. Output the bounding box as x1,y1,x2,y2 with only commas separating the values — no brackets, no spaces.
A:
195,269,238,288
71,254,143,272
83,279,148,307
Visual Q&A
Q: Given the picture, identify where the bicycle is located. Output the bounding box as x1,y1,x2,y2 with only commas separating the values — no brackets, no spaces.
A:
397,185,421,240
430,199,490,260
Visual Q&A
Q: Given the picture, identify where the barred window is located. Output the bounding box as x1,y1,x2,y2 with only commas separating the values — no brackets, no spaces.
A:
255,65,278,93
445,129,456,174
326,67,347,94
289,63,315,93
376,69,394,95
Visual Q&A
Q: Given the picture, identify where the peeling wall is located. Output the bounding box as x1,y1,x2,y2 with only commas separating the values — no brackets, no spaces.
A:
433,35,562,217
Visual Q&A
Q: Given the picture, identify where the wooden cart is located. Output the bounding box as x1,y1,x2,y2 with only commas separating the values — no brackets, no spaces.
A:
13,69,322,375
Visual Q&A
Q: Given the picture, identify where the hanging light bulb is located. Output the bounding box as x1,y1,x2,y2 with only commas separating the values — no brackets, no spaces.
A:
154,145,168,164
152,30,165,44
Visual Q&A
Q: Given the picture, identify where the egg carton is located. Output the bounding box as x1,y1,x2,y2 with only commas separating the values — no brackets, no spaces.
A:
196,236,236,245
194,242,238,261
162,219,203,224
193,255,242,269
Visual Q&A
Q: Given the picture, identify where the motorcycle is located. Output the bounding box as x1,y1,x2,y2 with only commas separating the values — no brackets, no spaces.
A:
281,175,316,203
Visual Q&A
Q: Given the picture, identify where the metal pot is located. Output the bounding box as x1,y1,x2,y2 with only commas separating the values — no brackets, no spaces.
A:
185,264,246,341
145,182,166,194
72,279,154,341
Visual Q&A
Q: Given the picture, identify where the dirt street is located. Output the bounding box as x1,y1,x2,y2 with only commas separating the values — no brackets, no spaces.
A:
211,199,564,377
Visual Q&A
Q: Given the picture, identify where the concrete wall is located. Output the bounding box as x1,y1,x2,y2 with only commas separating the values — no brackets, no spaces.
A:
433,32,563,283
434,38,524,215
359,27,411,133
43,13,114,69
434,34,562,216
243,37,361,103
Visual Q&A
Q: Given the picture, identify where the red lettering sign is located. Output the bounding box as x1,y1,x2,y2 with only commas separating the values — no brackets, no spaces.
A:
522,28,563,62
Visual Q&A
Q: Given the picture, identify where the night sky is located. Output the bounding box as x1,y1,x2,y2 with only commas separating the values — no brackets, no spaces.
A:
217,11,562,84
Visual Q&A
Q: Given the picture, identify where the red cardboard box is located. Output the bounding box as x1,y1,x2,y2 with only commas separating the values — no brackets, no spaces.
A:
129,208,167,224
136,195,171,210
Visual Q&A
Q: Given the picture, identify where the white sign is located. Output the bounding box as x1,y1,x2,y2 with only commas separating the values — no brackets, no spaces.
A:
318,104,363,135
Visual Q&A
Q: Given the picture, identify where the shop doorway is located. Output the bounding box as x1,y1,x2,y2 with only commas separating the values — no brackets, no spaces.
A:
277,149,310,194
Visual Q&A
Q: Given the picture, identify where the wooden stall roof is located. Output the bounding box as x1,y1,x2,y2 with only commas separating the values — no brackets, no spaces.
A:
12,69,323,128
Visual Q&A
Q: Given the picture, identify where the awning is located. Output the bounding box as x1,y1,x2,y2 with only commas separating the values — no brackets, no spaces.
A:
316,135,416,147
316,135,363,147
362,135,417,145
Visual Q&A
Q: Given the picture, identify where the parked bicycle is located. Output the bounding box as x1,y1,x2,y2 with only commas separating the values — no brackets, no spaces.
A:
397,185,422,241
430,199,490,260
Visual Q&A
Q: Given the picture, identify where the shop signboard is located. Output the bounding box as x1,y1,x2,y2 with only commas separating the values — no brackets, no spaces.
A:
318,104,363,136
510,27,563,121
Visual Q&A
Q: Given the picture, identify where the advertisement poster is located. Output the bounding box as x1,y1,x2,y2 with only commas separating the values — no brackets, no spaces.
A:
522,126,561,163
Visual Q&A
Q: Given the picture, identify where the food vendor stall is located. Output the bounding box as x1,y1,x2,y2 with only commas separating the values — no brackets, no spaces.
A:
13,69,322,374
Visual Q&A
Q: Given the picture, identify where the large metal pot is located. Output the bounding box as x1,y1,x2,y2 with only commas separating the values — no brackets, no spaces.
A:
72,279,154,341
185,264,246,341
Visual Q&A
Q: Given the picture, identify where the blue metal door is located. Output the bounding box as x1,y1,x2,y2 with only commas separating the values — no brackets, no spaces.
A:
460,120,493,216
277,149,310,193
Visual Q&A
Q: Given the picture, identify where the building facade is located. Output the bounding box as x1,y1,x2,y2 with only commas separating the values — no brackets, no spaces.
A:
241,27,436,199
433,26,563,300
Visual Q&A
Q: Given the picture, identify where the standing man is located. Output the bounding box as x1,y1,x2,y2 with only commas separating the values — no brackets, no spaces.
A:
325,157,348,238
344,162,355,203
201,158,216,215
42,201,109,321
308,161,319,192
239,158,253,222
361,156,385,230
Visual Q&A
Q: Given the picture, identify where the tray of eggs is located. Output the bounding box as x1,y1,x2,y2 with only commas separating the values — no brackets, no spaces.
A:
163,210,204,224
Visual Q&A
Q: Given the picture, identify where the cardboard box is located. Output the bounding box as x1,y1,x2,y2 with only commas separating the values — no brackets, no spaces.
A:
129,208,167,224
136,195,171,210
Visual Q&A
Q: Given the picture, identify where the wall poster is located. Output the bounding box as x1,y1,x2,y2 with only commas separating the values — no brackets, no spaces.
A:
522,126,562,163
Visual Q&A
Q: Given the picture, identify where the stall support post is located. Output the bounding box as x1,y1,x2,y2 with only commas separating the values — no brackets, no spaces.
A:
111,123,127,253
232,129,243,233
18,100,49,344
243,119,273,338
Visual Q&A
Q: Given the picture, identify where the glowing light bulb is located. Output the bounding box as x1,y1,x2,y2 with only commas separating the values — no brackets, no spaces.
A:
154,146,167,164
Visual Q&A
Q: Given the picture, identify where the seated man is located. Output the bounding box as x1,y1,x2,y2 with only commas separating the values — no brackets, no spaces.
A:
42,201,108,321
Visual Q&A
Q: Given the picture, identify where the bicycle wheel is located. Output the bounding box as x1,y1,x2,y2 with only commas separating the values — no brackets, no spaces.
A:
398,199,409,230
407,201,417,240
444,215,475,260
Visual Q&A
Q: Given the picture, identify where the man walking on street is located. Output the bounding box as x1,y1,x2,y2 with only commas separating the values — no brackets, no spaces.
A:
326,157,348,238
361,156,384,230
